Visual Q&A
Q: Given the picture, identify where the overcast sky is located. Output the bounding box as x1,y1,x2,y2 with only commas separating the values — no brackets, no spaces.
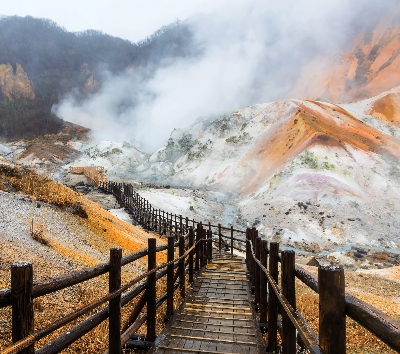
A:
0,0,232,42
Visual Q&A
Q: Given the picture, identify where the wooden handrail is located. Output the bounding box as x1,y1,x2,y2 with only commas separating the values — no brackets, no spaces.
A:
0,246,172,308
247,233,400,353
293,264,400,352
0,233,201,354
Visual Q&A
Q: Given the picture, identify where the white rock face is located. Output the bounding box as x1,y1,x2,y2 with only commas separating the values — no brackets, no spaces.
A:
138,89,400,250
66,141,149,178
68,88,400,251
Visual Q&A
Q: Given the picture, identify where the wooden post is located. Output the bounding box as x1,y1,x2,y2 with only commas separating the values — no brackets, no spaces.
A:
218,224,222,253
206,229,210,261
246,228,250,271
109,248,122,354
251,229,256,288
319,265,346,354
147,238,157,342
230,225,234,255
203,228,207,266
185,217,188,230
255,236,261,306
195,225,200,271
166,236,174,316
200,227,205,268
249,228,254,280
281,250,296,354
259,240,268,325
268,242,279,352
175,214,177,235
11,262,34,354
179,235,185,298
189,228,194,283
180,215,183,233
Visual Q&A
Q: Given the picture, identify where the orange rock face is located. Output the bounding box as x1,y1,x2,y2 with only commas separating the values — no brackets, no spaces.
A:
291,5,400,103
241,99,400,193
0,63,35,101
366,92,400,127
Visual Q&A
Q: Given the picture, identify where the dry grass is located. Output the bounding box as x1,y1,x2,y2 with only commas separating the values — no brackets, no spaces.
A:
0,249,177,353
260,280,398,353
0,163,171,352
0,164,82,208
295,276,398,353
260,265,399,353
0,164,166,265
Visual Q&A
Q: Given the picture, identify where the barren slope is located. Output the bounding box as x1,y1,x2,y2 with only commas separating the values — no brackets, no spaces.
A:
291,4,400,103
105,87,400,251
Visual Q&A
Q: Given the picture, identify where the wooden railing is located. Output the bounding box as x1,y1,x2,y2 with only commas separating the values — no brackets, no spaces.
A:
2,179,400,353
98,180,400,353
245,229,400,354
98,180,246,249
70,166,107,186
0,228,208,354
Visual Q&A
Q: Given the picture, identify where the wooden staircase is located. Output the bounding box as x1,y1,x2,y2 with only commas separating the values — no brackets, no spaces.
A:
150,251,265,354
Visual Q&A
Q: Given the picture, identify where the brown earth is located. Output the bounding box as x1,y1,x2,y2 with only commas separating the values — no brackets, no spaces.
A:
17,122,90,163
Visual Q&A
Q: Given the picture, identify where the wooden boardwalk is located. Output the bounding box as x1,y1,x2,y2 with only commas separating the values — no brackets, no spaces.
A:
150,251,265,354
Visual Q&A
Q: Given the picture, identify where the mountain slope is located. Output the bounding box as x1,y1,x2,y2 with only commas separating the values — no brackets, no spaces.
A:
0,16,194,140
291,4,400,103
110,86,400,251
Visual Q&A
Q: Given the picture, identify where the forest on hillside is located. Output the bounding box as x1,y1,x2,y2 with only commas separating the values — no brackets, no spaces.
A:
0,16,195,140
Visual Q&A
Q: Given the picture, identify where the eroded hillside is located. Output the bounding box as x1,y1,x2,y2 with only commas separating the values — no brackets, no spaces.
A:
86,86,400,252
0,165,165,274
291,4,400,103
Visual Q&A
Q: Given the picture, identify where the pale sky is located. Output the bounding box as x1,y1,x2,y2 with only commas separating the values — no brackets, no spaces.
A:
0,0,232,42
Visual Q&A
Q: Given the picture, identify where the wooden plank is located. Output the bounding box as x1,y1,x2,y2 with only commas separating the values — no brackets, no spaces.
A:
172,313,254,322
157,347,238,354
319,265,346,354
167,334,257,346
184,308,252,316
186,299,249,305
281,250,296,354
151,250,265,354
189,296,248,301
147,238,157,342
185,303,250,310
171,326,256,336
174,319,254,329
201,273,247,278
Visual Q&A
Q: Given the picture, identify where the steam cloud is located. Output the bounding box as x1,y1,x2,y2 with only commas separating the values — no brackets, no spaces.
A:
52,0,396,152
